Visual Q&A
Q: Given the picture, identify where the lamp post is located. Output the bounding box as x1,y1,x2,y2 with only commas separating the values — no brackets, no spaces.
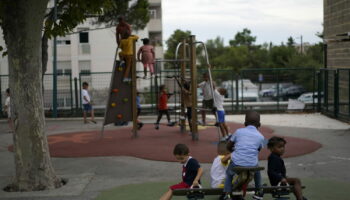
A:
295,35,303,54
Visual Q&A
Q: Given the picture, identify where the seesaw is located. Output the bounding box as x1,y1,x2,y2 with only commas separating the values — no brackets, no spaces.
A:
173,166,305,200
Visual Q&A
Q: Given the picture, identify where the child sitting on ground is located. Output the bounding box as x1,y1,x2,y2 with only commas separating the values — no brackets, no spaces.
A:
223,111,265,200
160,143,203,200
267,136,308,200
210,141,231,189
155,85,174,129
137,38,155,79
119,31,139,82
214,87,229,139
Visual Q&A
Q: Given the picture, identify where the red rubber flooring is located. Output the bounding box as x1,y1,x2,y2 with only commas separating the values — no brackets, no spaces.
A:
42,122,322,163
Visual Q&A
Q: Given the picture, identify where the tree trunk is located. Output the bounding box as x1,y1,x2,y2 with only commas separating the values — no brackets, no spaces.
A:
1,0,62,191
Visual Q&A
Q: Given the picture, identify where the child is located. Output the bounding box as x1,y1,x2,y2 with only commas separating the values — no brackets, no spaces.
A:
81,82,96,124
210,141,231,189
179,80,192,134
4,88,13,133
160,143,203,200
119,31,139,82
214,87,229,139
137,38,155,79
155,85,173,130
267,137,307,200
223,111,264,200
116,16,131,45
136,91,143,130
198,72,215,125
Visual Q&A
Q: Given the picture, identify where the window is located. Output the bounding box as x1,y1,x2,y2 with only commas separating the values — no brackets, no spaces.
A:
149,9,157,19
57,36,71,45
79,32,89,43
57,61,72,76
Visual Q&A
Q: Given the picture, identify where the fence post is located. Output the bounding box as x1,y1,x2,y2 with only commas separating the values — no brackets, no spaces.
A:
69,73,73,114
235,73,239,112
317,71,322,112
312,69,316,111
324,70,328,112
74,77,79,113
78,73,82,110
334,70,339,118
230,71,234,113
277,70,280,111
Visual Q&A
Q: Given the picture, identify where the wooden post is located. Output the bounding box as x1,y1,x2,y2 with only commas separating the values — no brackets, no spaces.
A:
189,35,198,141
180,39,186,133
132,40,138,138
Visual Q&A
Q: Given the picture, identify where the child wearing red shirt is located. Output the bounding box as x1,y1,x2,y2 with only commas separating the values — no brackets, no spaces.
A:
155,85,174,129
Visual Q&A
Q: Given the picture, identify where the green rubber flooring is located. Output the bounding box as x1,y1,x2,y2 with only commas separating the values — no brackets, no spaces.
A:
95,178,349,200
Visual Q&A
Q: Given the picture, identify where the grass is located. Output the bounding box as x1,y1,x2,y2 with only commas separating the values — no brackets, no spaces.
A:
95,178,350,200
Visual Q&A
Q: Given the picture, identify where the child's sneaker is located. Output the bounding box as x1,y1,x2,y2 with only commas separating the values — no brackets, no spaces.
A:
120,61,125,67
179,116,186,120
222,194,233,200
253,190,264,200
167,121,175,126
137,122,144,130
154,123,159,130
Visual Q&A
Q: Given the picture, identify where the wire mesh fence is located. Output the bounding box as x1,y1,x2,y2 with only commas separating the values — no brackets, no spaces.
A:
1,66,350,121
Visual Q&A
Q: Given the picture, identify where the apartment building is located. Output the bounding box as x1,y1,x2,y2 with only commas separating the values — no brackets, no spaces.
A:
0,0,164,109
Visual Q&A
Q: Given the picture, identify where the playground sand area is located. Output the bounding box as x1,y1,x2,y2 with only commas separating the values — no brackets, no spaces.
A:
0,113,349,199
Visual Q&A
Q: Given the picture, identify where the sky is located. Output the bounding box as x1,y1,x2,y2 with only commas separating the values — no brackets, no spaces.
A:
162,0,323,46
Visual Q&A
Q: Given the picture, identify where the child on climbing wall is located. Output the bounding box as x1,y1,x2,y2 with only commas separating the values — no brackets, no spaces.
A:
137,38,155,79
119,31,139,82
155,85,174,129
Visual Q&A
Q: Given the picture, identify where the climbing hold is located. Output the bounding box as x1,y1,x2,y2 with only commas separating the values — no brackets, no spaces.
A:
112,89,119,93
117,114,123,119
123,98,128,102
111,103,116,107
118,67,123,71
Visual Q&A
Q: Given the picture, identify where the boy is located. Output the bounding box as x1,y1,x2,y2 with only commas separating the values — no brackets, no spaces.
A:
160,143,203,200
4,88,13,133
267,137,307,200
81,82,96,124
119,31,139,82
224,111,264,200
155,85,174,130
214,87,229,139
198,72,215,125
210,141,231,189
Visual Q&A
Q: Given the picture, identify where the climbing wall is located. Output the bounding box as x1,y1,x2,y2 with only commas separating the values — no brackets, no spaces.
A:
103,60,133,125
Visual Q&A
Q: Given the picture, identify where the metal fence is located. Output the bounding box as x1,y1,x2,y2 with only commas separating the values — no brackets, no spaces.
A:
318,68,350,121
1,67,332,119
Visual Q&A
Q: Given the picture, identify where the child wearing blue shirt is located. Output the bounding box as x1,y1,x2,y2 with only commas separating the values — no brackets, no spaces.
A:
223,111,264,200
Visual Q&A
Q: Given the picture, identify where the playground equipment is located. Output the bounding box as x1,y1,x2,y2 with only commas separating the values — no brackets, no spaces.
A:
173,166,304,200
101,35,220,140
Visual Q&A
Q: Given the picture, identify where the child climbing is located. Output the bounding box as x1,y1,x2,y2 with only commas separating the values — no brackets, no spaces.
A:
119,31,139,82
137,38,155,79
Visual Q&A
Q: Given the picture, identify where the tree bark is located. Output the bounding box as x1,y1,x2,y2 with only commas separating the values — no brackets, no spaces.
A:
1,0,62,191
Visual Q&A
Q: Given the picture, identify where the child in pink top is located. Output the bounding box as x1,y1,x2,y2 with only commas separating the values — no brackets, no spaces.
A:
137,38,155,78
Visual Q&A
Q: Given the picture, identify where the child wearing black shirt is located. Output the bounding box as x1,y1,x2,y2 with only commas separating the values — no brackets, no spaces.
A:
267,136,307,200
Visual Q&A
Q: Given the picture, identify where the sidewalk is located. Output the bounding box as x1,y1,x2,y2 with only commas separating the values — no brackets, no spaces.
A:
0,113,349,199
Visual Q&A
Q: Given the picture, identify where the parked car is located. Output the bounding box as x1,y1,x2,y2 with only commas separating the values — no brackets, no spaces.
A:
282,85,306,99
298,92,321,103
259,83,293,97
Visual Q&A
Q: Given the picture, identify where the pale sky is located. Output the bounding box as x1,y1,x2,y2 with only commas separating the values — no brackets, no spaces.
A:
162,0,323,46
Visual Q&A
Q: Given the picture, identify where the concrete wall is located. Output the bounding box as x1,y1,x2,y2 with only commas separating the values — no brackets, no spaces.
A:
324,0,350,69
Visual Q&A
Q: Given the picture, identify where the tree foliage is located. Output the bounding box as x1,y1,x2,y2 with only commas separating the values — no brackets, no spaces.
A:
164,29,192,60
229,28,256,47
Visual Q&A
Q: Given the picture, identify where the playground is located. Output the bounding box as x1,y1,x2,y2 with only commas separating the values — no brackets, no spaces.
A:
0,113,350,200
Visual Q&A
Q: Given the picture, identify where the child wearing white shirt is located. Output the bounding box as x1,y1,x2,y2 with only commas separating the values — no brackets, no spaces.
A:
81,82,96,124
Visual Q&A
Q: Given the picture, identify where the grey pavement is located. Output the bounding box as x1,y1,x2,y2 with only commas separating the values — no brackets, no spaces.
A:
0,114,350,199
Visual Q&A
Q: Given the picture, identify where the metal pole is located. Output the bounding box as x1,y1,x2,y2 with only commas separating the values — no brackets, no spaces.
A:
132,40,138,138
180,39,186,133
74,77,79,113
69,73,73,114
189,35,198,141
317,71,321,112
52,0,58,117
334,70,339,118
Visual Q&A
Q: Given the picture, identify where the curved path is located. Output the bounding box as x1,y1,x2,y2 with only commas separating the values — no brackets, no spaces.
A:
42,122,321,163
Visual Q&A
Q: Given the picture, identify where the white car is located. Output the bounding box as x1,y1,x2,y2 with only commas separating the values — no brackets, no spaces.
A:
298,92,319,103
